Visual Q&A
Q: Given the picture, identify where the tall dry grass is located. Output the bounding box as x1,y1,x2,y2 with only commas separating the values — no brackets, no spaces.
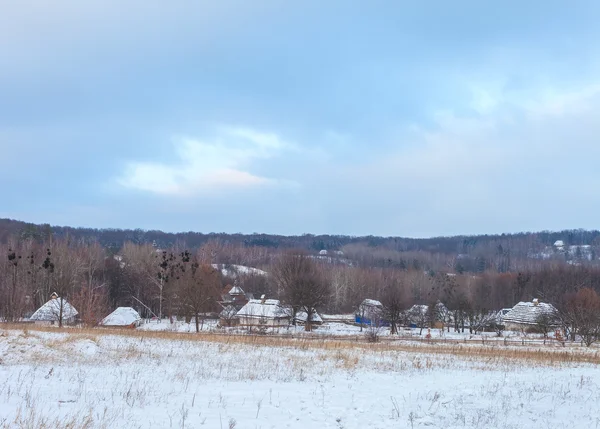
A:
2,323,599,366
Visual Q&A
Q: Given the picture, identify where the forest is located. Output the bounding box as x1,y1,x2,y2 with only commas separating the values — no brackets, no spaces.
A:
2,218,600,339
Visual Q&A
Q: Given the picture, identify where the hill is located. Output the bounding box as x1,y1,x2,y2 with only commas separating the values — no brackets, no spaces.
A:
1,217,599,271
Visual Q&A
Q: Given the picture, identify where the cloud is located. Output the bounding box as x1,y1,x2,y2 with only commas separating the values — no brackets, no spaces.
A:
323,82,600,236
117,127,295,196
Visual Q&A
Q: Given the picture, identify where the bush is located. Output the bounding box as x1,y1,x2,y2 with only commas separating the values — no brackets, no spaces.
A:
365,325,381,343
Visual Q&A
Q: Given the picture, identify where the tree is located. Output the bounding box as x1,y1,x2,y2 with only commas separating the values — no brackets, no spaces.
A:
380,273,409,335
273,252,330,332
42,241,82,327
564,288,600,346
535,311,558,339
178,252,222,333
74,241,108,326
3,246,23,322
407,305,429,335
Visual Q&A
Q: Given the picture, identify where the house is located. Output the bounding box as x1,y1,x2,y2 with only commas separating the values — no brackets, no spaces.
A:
355,299,385,325
218,285,254,326
100,307,142,328
219,305,240,327
294,310,323,326
219,285,253,309
407,302,448,329
235,296,291,327
503,299,559,331
495,308,512,326
407,305,428,328
29,293,78,325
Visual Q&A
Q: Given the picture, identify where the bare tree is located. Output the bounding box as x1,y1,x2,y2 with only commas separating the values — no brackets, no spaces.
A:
3,246,23,321
535,311,558,340
408,305,429,335
564,288,600,346
74,241,108,326
178,252,222,332
380,273,409,335
273,252,330,331
42,241,82,327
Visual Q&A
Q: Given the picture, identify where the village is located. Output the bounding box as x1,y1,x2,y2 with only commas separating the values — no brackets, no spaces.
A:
23,282,570,347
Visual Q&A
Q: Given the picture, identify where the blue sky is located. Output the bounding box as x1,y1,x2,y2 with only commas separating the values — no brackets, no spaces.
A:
2,1,600,237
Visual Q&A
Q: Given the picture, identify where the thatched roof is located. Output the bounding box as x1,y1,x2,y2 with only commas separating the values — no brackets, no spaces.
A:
30,296,78,322
236,299,290,320
101,307,141,326
503,300,558,325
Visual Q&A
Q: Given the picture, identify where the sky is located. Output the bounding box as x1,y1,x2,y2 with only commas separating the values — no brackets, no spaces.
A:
1,1,600,237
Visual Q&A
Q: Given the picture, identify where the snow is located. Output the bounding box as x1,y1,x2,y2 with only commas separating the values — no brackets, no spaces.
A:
228,285,245,295
29,297,78,322
212,264,268,278
360,299,383,308
100,307,141,327
294,311,323,324
554,240,565,247
503,300,558,325
1,327,600,428
219,305,238,319
137,319,220,333
236,299,290,320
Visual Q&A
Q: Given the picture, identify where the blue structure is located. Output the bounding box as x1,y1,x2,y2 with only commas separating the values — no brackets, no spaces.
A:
355,299,390,326
355,314,389,326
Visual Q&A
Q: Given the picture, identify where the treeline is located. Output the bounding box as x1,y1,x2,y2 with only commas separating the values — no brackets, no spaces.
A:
1,218,600,274
3,234,600,339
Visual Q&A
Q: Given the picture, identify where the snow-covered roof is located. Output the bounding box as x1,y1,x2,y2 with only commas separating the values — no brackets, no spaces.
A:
219,305,239,319
554,240,565,247
228,286,245,295
319,250,328,255
360,299,382,308
408,302,448,320
236,299,290,320
29,297,78,321
408,304,429,315
503,300,558,325
100,307,141,326
294,311,323,323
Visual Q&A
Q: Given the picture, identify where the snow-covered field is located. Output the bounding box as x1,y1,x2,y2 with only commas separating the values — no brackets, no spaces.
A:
136,317,570,346
1,327,600,429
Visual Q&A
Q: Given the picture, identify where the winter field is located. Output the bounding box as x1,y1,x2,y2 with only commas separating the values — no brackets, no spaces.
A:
1,325,600,429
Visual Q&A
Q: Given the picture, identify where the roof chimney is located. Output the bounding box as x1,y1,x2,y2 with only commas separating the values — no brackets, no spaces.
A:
533,298,539,306
260,294,266,304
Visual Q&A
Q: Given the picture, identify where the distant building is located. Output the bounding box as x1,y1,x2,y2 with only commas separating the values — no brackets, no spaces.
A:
100,307,142,328
29,293,78,325
235,296,291,327
407,302,448,329
218,285,254,327
355,299,385,326
220,285,253,308
294,310,323,326
495,308,512,326
503,299,559,331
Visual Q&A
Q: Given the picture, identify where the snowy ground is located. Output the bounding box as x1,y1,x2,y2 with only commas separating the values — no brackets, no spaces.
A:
1,327,600,429
136,317,574,346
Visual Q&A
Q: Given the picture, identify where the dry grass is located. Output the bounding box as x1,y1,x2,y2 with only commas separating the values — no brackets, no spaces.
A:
2,323,599,366
3,324,600,428
4,407,97,429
